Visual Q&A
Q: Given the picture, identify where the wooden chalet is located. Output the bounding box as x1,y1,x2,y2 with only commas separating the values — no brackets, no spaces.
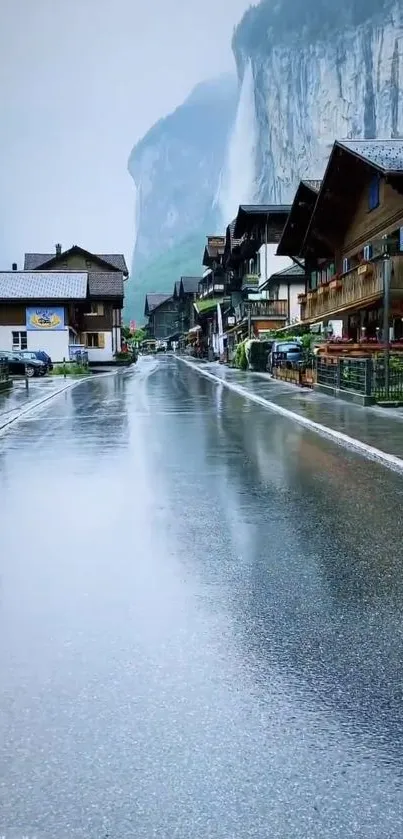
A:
223,205,293,338
144,293,179,340
199,236,226,300
278,141,403,341
2,244,129,363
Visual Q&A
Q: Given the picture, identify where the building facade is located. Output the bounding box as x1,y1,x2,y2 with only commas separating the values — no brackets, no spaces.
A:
278,141,403,340
21,245,128,362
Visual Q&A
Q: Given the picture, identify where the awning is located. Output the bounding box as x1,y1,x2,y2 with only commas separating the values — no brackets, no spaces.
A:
194,297,223,315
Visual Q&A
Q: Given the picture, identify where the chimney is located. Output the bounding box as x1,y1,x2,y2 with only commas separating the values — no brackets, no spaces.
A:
12,262,17,271
55,243,62,256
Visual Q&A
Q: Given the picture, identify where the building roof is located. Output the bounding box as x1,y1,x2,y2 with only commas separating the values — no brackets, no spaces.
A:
173,280,181,299
260,261,305,291
271,262,305,278
233,204,291,240
144,293,172,315
228,219,243,249
276,180,320,257
301,179,322,192
24,247,128,275
0,272,88,299
337,139,403,173
301,139,403,256
180,276,202,295
88,272,124,298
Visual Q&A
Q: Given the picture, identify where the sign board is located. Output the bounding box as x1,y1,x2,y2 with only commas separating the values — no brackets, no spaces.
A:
26,307,65,330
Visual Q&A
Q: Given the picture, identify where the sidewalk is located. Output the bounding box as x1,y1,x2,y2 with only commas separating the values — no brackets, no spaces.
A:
0,377,86,432
179,358,403,465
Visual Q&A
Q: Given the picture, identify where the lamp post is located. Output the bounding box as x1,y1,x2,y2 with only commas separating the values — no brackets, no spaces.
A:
383,252,391,400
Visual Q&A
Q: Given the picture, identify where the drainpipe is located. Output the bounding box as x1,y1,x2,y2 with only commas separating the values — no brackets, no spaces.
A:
265,216,268,283
287,282,290,324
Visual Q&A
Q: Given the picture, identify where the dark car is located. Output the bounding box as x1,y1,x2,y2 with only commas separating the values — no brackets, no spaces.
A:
0,351,46,377
268,340,303,372
19,349,53,371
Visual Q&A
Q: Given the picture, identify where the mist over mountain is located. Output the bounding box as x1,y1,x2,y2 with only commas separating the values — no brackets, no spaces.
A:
126,75,237,320
127,0,403,322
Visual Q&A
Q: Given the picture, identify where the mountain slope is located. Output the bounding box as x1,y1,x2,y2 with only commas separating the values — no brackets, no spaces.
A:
218,0,403,216
126,75,238,321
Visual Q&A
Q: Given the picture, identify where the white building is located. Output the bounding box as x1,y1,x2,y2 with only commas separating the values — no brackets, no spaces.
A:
259,262,306,324
0,245,128,363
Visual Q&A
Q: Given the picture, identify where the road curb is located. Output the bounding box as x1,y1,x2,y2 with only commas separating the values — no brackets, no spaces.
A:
177,356,403,472
0,372,116,435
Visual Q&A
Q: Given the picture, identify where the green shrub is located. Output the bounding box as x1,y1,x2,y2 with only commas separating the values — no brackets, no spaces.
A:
52,362,89,376
235,342,248,370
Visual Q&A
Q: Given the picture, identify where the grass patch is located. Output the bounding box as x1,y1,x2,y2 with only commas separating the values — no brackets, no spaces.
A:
52,362,90,377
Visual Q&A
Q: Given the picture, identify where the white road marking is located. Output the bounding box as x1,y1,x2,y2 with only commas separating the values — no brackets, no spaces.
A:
177,357,403,472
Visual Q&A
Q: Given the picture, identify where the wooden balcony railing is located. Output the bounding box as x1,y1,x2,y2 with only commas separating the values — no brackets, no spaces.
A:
300,257,403,322
238,299,287,320
241,273,260,290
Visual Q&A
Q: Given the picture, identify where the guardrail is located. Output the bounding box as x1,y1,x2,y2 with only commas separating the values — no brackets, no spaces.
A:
316,354,403,401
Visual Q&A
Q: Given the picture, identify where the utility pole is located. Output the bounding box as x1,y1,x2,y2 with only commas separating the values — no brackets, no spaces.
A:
383,253,391,400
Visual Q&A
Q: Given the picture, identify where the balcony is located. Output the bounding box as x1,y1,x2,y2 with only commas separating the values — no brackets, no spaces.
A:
238,299,287,321
300,257,403,322
201,282,225,298
241,273,260,291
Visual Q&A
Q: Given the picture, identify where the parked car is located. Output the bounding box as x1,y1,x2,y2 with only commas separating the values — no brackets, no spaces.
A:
0,351,47,377
18,349,53,371
268,340,303,372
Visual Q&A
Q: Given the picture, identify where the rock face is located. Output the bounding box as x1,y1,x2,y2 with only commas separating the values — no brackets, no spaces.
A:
218,0,403,218
126,75,237,319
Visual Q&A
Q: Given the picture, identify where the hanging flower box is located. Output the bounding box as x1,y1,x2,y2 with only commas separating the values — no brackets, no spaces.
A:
298,293,307,303
329,274,342,290
357,261,373,276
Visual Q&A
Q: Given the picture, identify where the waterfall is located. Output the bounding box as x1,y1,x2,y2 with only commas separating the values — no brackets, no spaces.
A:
217,61,258,226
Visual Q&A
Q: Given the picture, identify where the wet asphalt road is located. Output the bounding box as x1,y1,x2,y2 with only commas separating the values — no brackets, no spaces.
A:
1,355,403,838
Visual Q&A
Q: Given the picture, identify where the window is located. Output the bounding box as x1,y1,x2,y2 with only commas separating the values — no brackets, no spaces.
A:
368,175,380,211
12,331,27,350
363,244,373,261
88,302,104,316
86,332,105,349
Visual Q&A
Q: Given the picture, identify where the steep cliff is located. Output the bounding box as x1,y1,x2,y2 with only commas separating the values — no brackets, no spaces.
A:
219,0,403,218
126,76,237,320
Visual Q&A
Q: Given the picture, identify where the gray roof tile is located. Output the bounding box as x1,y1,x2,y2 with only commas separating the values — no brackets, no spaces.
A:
0,272,88,299
88,272,124,297
337,139,403,172
145,293,171,314
181,276,202,294
271,262,305,277
238,203,291,214
24,250,128,273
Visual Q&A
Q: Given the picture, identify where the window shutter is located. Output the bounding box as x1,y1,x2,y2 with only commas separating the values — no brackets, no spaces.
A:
98,332,105,349
342,258,349,273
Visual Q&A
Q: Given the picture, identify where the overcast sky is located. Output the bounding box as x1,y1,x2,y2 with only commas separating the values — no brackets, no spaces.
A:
0,0,249,268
